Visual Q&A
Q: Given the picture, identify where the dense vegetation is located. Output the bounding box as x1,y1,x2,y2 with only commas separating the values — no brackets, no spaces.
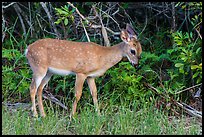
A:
2,2,202,135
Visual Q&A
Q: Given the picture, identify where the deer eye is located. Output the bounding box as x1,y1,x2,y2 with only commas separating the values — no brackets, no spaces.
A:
130,49,136,55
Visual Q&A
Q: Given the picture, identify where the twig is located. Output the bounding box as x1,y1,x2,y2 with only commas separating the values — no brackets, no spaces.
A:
28,2,33,37
138,13,148,38
13,3,34,37
80,18,90,42
195,27,202,40
175,83,202,94
92,5,110,46
43,91,68,110
171,2,176,32
89,24,120,35
105,27,120,35
144,82,169,99
67,2,89,24
176,102,202,119
36,15,45,37
2,102,31,110
43,28,59,37
2,2,16,9
96,6,121,30
13,4,26,36
2,8,6,43
112,8,119,16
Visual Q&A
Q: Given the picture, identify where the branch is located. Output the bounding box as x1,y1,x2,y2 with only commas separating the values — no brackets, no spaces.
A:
40,2,61,38
2,2,16,9
2,9,6,43
43,28,59,37
105,27,120,35
80,18,90,42
171,2,176,32
2,102,31,110
67,2,89,24
93,5,110,46
96,6,121,30
43,91,68,110
12,3,34,36
176,102,202,119
13,3,26,36
195,27,202,40
175,83,202,94
145,82,202,119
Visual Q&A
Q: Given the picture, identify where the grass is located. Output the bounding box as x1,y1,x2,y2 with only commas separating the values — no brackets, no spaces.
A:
2,98,201,135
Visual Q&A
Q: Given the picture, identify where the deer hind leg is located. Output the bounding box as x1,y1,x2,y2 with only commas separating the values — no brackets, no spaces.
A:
37,72,53,117
87,77,100,115
71,73,87,116
30,78,38,117
30,74,46,117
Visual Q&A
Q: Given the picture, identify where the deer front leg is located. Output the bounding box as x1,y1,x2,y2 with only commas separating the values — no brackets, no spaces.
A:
87,77,100,115
71,73,87,116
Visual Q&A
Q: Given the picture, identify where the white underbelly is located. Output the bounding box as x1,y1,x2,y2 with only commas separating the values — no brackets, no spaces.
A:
87,69,106,77
48,67,106,77
48,67,75,76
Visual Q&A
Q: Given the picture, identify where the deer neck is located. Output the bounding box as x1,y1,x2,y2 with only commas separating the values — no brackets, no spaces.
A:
103,42,126,69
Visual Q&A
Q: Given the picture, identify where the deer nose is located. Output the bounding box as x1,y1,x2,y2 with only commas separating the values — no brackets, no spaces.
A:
134,63,138,68
131,62,138,68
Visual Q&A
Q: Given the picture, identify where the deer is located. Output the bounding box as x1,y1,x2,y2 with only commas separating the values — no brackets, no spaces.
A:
25,24,142,118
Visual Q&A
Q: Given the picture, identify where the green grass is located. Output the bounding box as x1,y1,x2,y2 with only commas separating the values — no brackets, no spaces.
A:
2,99,201,135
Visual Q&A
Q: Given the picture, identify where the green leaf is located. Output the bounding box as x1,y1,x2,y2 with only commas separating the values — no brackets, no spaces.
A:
55,18,62,24
55,8,68,15
191,65,199,70
167,49,174,54
175,2,181,7
175,63,184,68
71,8,76,13
193,72,199,78
181,57,187,62
196,47,201,54
64,18,68,26
179,67,184,73
136,76,143,81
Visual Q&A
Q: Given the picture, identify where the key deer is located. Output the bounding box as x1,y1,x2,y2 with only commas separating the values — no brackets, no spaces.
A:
25,24,142,117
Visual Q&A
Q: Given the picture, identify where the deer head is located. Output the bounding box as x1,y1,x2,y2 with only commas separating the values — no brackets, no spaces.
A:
120,24,142,68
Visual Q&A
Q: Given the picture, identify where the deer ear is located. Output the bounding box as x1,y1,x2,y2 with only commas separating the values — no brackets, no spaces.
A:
120,29,130,42
126,24,137,39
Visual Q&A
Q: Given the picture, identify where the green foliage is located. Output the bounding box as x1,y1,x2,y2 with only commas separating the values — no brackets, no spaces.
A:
55,4,75,26
100,62,151,104
49,75,75,95
168,30,202,84
2,22,32,101
2,47,31,101
176,2,202,28
121,3,129,9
